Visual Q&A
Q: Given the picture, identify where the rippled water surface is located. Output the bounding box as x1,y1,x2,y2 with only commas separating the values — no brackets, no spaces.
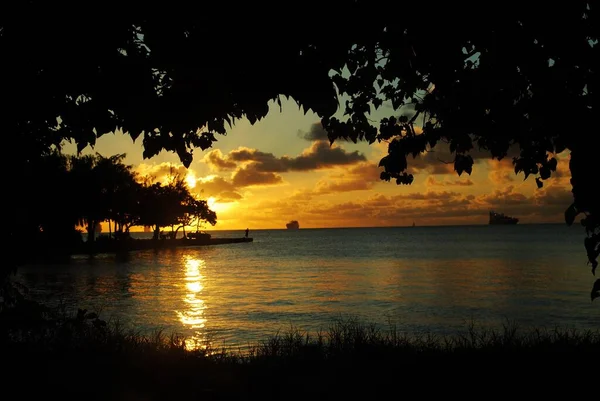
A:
17,225,599,349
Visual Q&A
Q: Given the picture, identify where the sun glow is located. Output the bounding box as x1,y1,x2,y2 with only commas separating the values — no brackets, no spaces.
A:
185,171,197,189
206,196,233,214
207,196,216,209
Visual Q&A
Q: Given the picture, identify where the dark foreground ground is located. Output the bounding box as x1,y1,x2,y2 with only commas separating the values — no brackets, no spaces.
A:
2,311,598,401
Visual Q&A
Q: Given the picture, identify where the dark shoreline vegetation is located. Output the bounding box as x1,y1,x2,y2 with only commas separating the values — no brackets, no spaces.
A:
2,304,598,400
20,152,224,262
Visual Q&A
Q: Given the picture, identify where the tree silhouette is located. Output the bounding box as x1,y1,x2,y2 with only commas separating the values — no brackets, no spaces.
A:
319,3,599,300
137,173,216,240
2,2,598,299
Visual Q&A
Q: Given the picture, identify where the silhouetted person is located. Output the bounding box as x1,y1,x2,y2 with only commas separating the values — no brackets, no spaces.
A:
245,228,249,238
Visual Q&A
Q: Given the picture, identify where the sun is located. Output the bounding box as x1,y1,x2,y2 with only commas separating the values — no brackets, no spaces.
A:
207,196,216,209
185,171,197,189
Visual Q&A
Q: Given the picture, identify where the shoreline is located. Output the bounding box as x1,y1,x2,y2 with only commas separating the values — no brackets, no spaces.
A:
70,236,254,256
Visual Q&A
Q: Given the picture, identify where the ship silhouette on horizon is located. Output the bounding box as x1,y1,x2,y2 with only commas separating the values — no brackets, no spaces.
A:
489,211,519,225
286,220,300,230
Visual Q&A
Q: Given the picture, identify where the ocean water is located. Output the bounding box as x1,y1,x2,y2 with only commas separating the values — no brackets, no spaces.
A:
16,225,599,349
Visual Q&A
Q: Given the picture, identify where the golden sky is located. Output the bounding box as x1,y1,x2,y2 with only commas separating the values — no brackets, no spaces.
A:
62,97,573,230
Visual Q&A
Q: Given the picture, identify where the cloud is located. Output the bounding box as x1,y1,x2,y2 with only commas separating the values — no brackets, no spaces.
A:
253,190,483,228
297,122,330,141
215,191,243,202
133,162,248,204
195,167,282,202
402,141,521,176
478,185,529,206
231,166,284,187
426,176,475,187
195,176,243,202
474,184,573,222
314,162,382,194
532,184,573,207
246,180,574,228
229,142,366,172
488,169,516,186
198,141,369,202
297,121,360,142
203,149,237,171
552,152,571,186
292,141,366,170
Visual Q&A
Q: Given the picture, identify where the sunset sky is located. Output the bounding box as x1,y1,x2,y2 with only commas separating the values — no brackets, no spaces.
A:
62,97,573,231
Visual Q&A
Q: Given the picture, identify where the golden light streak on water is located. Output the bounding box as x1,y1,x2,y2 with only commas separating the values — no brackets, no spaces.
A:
176,257,208,350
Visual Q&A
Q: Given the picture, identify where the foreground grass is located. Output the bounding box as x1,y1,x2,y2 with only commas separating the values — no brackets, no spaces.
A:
2,311,599,400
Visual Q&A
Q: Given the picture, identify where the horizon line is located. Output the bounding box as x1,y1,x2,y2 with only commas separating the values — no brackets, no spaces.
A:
200,222,571,231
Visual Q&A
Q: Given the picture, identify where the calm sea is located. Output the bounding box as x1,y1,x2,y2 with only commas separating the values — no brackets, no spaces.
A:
16,225,599,349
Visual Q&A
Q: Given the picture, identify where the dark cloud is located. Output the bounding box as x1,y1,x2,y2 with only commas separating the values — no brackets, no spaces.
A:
296,122,356,142
228,148,289,172
292,141,366,170
297,122,330,141
207,142,366,173
231,166,283,187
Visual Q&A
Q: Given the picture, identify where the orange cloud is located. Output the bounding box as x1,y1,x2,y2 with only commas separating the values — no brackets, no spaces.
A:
426,176,474,187
314,162,382,194
203,149,236,171
487,151,572,187
242,181,574,229
195,176,242,203
478,185,528,205
487,157,516,185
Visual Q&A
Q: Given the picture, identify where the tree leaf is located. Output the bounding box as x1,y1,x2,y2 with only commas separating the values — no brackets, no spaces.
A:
564,203,578,226
591,279,600,302
535,177,543,188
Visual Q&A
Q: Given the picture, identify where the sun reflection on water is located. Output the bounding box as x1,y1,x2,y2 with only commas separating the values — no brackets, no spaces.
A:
176,257,208,350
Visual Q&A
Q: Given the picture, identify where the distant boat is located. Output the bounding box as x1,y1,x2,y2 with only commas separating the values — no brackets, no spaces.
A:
489,211,519,225
286,220,300,230
412,222,416,227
